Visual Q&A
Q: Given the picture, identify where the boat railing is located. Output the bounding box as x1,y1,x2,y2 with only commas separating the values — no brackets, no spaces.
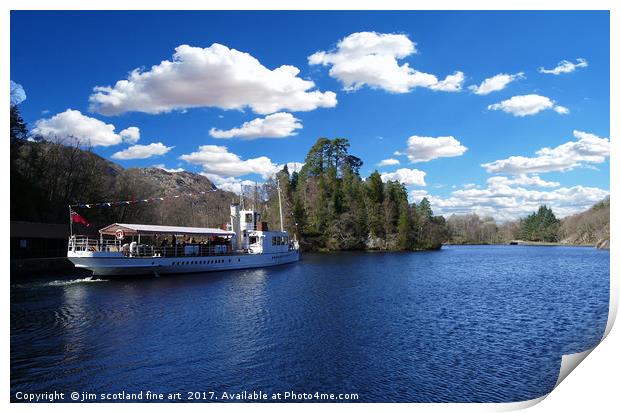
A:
130,244,233,258
68,236,122,253
68,236,234,258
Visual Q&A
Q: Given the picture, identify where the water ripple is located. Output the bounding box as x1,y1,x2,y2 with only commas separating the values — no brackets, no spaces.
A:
10,246,609,402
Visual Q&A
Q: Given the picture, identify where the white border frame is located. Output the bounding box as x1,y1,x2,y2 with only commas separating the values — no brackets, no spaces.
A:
3,2,616,412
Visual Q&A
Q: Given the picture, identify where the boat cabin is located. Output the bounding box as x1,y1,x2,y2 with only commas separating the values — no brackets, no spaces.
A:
68,223,236,258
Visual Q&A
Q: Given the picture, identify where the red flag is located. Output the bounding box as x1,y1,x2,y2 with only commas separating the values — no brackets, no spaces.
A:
71,210,91,227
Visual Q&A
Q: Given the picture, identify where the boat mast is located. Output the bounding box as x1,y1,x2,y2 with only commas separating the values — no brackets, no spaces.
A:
254,181,259,212
277,177,284,232
68,205,73,236
240,184,244,210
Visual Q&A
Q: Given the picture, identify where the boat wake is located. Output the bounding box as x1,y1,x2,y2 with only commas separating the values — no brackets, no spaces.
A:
13,276,107,289
46,277,107,286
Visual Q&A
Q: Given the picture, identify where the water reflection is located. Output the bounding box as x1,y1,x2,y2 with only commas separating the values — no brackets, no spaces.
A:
11,247,609,402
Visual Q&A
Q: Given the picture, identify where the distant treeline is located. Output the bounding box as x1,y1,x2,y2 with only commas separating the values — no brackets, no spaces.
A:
446,199,610,247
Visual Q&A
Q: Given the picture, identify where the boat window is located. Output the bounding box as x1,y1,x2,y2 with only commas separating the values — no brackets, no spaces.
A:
245,213,253,222
272,236,287,246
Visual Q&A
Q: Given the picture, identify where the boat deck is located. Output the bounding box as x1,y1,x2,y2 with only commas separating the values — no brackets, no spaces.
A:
68,236,296,259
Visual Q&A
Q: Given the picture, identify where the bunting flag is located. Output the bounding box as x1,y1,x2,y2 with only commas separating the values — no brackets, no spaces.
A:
69,189,219,209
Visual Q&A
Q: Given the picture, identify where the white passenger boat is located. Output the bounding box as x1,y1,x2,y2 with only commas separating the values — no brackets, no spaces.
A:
67,204,300,277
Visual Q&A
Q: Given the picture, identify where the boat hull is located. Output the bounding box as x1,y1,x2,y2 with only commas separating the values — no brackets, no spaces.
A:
68,250,300,277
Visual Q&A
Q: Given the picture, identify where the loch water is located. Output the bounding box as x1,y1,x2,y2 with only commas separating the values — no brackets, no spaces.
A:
11,245,610,402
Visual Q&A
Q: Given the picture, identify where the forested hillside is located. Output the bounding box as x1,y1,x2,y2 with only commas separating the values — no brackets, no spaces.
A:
10,138,239,229
11,106,448,251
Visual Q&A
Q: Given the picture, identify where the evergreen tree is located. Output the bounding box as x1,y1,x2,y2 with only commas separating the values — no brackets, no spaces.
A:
519,205,560,242
365,171,385,238
417,197,433,219
396,200,413,249
10,105,28,140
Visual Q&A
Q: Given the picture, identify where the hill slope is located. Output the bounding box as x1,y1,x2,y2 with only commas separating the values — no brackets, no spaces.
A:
560,197,610,248
10,139,237,228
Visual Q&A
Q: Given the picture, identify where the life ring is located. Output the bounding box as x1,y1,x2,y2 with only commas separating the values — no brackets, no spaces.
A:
115,229,125,240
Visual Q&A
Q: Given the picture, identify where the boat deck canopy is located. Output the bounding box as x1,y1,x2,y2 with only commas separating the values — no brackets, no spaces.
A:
99,223,235,237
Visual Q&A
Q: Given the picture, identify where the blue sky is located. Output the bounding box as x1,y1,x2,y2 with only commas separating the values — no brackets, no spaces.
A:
10,10,610,220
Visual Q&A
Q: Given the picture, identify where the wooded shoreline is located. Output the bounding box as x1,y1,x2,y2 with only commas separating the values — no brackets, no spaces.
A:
10,104,610,256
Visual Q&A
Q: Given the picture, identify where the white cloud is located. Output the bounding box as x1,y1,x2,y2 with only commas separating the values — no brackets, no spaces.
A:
201,163,301,194
89,44,337,116
283,162,304,173
377,158,400,167
119,126,140,144
405,135,468,163
200,173,257,195
180,145,277,178
486,174,560,188
408,189,430,199
10,80,27,105
209,112,302,139
380,168,426,186
153,164,184,173
393,150,405,156
429,71,465,92
468,72,524,95
32,109,142,147
482,130,609,174
111,142,173,160
308,31,464,93
538,58,588,75
487,94,568,117
410,184,608,222
180,144,301,180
